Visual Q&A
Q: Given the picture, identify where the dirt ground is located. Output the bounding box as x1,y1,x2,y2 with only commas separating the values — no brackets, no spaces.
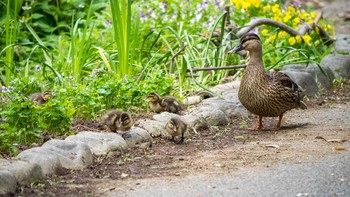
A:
9,79,350,197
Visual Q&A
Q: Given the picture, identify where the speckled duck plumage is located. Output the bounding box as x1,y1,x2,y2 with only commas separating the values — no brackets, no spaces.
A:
228,33,306,130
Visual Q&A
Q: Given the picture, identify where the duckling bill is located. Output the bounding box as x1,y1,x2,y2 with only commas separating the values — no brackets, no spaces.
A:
228,33,307,131
101,110,133,132
166,117,187,144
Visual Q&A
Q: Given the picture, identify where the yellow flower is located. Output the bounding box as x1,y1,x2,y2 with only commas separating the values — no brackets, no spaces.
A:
266,34,277,43
288,37,296,45
278,31,288,39
293,17,300,26
302,34,312,46
315,26,320,34
283,13,292,23
287,6,296,14
327,24,334,31
295,35,302,43
272,4,280,13
263,5,271,12
261,29,269,36
311,12,317,19
231,0,260,9
273,14,282,22
300,12,308,20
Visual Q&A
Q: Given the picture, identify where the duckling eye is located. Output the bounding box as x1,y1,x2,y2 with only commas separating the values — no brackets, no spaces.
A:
168,122,174,128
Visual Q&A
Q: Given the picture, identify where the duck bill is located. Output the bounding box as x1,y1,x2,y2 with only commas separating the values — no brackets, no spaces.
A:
227,44,243,54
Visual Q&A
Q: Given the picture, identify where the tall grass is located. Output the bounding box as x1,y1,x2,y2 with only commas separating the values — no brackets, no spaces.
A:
2,0,21,86
109,0,141,78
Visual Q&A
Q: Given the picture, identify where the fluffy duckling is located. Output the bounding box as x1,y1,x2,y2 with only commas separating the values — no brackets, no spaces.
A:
147,93,165,113
161,96,184,114
30,90,52,106
147,93,184,114
101,110,133,132
166,117,187,144
227,33,306,131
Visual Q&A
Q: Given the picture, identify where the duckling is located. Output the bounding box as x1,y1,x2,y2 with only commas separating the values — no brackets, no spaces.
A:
160,96,184,114
227,33,307,131
147,93,184,114
30,90,52,106
147,92,165,113
101,110,133,132
166,117,187,144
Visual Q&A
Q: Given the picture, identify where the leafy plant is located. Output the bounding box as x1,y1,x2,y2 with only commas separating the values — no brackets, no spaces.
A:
0,91,74,155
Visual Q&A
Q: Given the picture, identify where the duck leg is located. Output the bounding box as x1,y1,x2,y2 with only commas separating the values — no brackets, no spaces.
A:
271,113,283,131
249,115,263,131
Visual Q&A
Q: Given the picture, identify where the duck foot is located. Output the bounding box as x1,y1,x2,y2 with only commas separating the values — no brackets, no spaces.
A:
270,114,283,131
248,116,263,131
248,126,263,131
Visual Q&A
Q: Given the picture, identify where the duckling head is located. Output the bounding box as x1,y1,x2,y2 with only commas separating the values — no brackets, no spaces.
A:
166,119,177,132
228,33,261,54
42,90,53,101
121,112,132,126
147,92,161,103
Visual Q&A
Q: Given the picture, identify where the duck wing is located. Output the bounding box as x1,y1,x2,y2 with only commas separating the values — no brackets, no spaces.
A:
267,71,307,109
267,71,302,93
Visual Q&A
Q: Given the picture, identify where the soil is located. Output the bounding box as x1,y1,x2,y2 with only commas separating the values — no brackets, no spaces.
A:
8,79,350,197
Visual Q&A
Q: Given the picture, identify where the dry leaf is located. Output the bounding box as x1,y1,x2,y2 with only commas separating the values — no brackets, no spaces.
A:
315,136,326,140
327,139,346,143
332,147,346,151
266,144,280,148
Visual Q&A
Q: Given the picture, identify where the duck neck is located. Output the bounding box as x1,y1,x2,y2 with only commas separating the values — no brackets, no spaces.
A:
243,49,268,83
247,49,263,67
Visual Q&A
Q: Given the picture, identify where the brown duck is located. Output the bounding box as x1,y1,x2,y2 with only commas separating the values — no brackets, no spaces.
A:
228,33,307,131
147,93,184,114
101,110,133,132
30,90,52,106
166,117,187,143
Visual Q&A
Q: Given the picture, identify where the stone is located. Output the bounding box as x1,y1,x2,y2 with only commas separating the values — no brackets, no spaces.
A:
222,90,240,103
283,63,335,90
201,97,248,118
65,131,128,156
305,64,335,89
183,95,202,106
137,119,167,137
42,139,93,169
210,81,240,93
281,71,318,96
121,127,152,148
334,34,350,54
0,171,17,195
320,54,350,79
181,113,199,129
282,64,307,72
0,159,42,185
194,107,229,129
16,147,63,176
153,112,180,123
186,100,229,130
